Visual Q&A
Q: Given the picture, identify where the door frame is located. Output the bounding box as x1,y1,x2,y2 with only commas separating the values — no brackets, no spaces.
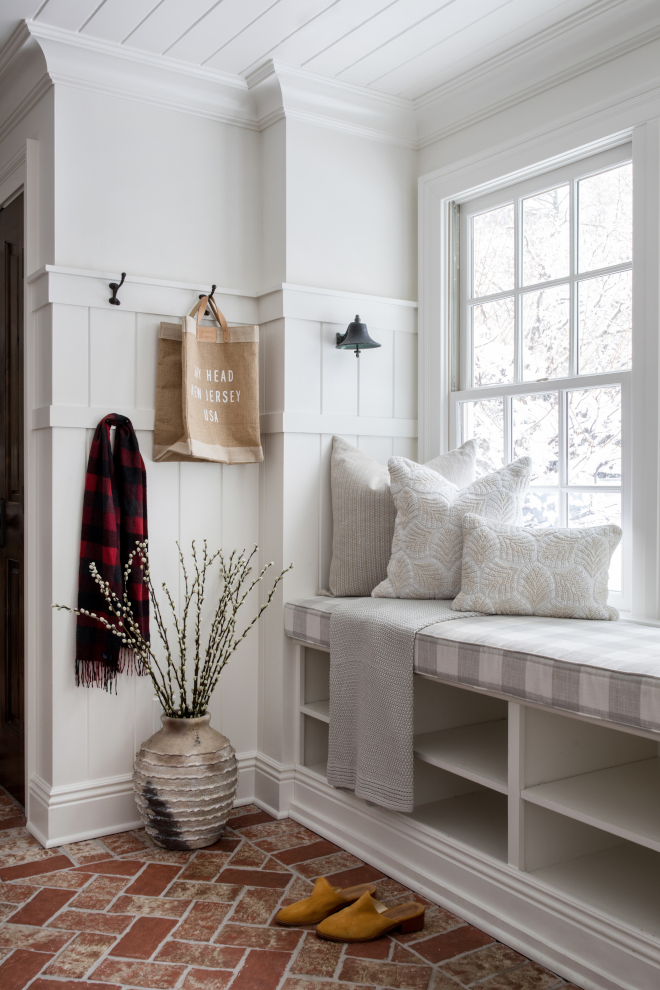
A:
0,139,39,812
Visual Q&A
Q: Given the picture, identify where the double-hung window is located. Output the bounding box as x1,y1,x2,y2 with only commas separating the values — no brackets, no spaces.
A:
450,145,632,608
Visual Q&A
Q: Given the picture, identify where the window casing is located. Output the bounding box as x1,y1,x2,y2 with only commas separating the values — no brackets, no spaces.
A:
449,145,632,609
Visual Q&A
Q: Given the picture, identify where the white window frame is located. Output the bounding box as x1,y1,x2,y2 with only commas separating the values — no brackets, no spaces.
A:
451,146,632,610
418,117,660,621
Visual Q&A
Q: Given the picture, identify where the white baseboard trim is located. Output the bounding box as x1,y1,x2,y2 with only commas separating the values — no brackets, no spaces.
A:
27,751,260,847
287,767,660,990
253,752,296,819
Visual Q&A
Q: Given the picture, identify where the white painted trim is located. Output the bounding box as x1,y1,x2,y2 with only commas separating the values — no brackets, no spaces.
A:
259,413,416,438
289,768,660,990
31,406,416,438
28,267,259,324
246,59,412,116
21,137,40,862
247,60,416,148
0,21,30,78
420,129,635,207
26,20,257,132
27,264,256,296
27,751,260,847
275,282,417,308
260,285,417,333
1,6,658,155
630,120,660,620
27,772,142,848
0,73,51,148
27,266,417,333
414,0,627,112
28,267,418,305
32,406,155,432
26,21,247,94
0,147,25,209
1,24,417,149
416,7,660,148
253,752,296,819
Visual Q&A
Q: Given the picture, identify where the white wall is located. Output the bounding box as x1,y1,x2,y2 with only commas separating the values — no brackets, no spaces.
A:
286,119,417,301
53,86,261,290
260,118,286,292
29,275,262,844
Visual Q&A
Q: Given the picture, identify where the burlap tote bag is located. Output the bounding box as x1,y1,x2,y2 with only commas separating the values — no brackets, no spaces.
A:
153,296,263,464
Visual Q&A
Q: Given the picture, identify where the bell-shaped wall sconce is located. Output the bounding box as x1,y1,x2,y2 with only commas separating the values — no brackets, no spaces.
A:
335,315,381,358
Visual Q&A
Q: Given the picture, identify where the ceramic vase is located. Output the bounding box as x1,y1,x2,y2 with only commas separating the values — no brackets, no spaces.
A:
134,713,238,849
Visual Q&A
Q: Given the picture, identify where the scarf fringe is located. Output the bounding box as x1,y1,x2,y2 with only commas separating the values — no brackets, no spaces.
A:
75,649,148,693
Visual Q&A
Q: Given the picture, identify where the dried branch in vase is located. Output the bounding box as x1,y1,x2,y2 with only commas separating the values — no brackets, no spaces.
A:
54,541,292,717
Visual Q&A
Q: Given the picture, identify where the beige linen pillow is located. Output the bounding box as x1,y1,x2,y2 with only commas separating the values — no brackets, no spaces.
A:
328,437,477,597
452,514,621,620
372,456,531,600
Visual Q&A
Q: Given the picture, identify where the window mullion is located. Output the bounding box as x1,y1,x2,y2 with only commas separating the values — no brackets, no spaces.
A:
515,196,522,384
570,177,578,377
559,388,568,526
504,395,513,466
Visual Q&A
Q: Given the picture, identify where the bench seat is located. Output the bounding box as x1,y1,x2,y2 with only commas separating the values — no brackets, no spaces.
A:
285,597,660,735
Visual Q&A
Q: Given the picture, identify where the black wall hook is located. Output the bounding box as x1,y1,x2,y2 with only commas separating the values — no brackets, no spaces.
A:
109,273,126,305
198,284,217,315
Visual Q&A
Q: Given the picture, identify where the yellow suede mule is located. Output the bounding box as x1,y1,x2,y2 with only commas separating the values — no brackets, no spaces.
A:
275,876,377,926
316,890,425,942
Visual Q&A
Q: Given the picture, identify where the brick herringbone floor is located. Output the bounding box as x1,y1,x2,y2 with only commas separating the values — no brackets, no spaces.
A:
0,790,581,990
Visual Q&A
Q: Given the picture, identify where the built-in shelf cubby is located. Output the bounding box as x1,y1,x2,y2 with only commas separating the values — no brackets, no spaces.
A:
519,706,660,853
533,840,660,940
299,647,331,776
294,639,660,961
302,713,328,778
525,804,660,939
412,786,508,862
413,675,508,794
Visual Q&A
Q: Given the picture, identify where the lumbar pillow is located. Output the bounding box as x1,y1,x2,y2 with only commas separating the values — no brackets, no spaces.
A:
372,456,531,600
328,437,477,596
452,514,621,620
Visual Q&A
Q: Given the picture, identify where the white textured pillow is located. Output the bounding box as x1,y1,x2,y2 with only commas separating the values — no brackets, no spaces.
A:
328,437,477,597
452,514,621,620
372,456,531,600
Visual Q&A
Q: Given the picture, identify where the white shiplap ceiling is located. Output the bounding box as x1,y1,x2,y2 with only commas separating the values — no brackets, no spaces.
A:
0,0,628,101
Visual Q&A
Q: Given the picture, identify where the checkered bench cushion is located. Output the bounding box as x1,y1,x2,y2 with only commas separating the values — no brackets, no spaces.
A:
285,598,660,735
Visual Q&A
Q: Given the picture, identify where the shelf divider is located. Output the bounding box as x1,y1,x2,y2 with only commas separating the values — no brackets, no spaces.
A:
522,757,660,853
300,699,330,723
414,719,508,794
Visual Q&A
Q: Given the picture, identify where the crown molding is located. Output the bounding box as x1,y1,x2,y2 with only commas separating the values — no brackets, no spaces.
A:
413,0,628,110
25,20,247,93
1,4,659,155
0,72,50,146
0,146,25,193
415,0,660,149
0,20,30,78
247,59,416,147
0,23,416,147
26,20,258,131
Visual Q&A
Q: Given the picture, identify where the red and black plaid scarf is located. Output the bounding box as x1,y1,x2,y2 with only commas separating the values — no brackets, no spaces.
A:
76,414,149,691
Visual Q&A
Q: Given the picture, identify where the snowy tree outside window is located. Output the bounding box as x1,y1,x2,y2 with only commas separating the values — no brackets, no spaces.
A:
454,150,632,594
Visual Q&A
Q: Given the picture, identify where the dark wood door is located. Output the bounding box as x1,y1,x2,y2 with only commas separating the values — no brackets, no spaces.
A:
0,195,24,806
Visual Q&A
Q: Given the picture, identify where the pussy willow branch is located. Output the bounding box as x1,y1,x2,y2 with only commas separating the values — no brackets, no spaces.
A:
53,541,292,718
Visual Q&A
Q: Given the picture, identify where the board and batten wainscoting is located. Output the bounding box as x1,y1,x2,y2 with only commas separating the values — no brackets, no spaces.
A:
26,264,418,847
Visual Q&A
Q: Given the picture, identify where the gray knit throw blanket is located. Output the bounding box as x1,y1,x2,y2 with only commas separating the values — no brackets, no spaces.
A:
327,598,479,813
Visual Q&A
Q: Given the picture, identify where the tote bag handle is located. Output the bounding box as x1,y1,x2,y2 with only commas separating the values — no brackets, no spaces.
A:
188,296,230,343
